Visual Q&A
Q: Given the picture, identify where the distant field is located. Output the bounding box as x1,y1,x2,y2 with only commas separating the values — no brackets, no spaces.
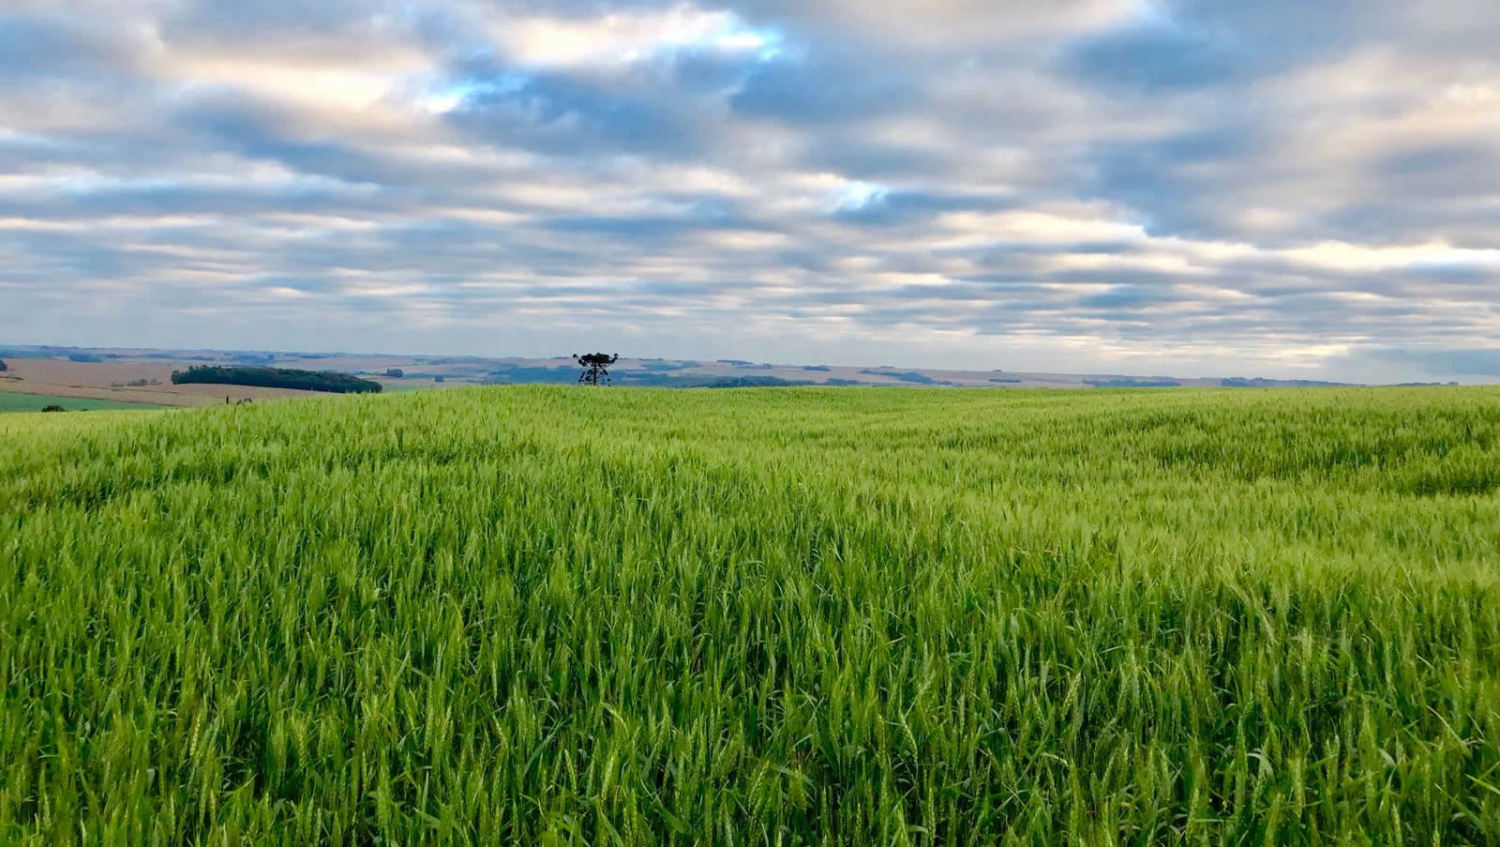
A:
0,343,1374,390
2,386,1499,843
0,358,331,407
0,391,164,412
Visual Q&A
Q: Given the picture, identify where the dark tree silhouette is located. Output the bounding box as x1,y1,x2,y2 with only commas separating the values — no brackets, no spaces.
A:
573,353,619,386
173,365,381,394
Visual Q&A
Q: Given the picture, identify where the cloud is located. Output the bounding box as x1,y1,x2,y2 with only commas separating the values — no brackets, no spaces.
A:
1371,348,1500,378
1062,19,1244,93
729,50,913,123
492,7,778,68
0,0,1498,380
745,0,1133,48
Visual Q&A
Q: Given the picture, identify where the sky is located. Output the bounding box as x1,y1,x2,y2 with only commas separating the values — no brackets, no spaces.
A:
1,0,1498,381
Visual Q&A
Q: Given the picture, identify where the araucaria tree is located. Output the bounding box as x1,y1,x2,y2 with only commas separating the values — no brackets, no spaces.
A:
573,353,618,386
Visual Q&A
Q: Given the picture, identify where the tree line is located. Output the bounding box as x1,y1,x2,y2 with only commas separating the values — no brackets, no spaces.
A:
170,365,382,394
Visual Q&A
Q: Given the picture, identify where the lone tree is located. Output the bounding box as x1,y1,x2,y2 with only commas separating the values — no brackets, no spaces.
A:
573,353,618,386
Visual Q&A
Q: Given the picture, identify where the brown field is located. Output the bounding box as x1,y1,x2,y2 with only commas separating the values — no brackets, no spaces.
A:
0,359,320,407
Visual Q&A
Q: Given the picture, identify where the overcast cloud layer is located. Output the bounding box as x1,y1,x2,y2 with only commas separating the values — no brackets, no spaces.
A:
2,0,1498,380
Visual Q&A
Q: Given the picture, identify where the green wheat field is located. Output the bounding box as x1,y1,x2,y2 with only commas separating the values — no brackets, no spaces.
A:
3,386,1499,844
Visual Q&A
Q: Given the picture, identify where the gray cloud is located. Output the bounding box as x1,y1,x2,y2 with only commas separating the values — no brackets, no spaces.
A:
1371,348,1500,377
729,50,913,123
1062,20,1244,93
1,0,1498,380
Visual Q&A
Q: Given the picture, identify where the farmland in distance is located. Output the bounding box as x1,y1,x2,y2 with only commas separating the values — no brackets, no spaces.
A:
0,392,165,413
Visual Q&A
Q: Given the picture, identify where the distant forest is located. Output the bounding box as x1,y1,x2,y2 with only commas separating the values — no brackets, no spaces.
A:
170,365,382,394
